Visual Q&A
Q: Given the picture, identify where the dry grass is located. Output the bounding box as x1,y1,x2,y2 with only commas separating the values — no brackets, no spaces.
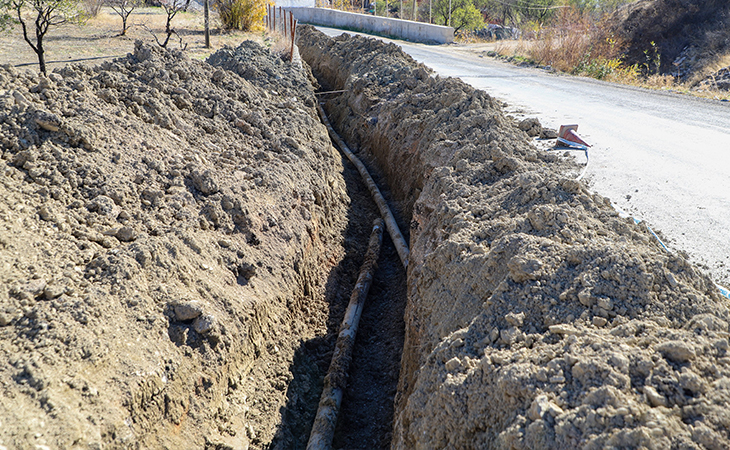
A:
0,6,272,73
483,6,730,101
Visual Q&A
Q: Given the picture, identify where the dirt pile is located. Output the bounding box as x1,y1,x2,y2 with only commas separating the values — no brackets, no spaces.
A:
298,26,730,449
612,0,730,83
0,40,350,449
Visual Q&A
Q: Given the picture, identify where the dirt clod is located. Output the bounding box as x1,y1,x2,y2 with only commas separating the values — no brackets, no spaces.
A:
518,117,542,137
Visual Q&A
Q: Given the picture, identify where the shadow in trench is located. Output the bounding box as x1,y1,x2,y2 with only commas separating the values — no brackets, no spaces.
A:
269,137,408,449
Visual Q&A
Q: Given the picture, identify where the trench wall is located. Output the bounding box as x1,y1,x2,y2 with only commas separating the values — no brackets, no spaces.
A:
286,7,454,44
298,26,730,449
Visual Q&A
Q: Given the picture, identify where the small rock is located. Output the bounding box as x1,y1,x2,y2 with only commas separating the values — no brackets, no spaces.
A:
657,341,694,363
528,395,564,421
518,118,542,137
643,385,667,407
549,374,566,384
592,316,608,327
38,205,55,222
445,357,461,372
489,327,500,343
597,297,613,310
664,269,678,288
218,239,232,248
191,170,219,195
508,256,542,283
548,324,578,335
578,288,594,307
0,311,16,326
115,226,136,242
19,279,47,298
88,195,120,218
174,301,204,321
500,327,523,345
540,128,558,139
13,91,30,107
193,314,216,334
34,110,62,132
44,284,65,300
535,369,548,382
505,312,525,327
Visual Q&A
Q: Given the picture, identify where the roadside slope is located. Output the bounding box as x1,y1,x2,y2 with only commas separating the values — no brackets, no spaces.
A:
613,0,730,82
298,26,730,449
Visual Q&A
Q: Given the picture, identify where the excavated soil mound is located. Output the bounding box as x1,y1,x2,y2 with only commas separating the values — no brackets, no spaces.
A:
298,26,730,449
0,41,350,449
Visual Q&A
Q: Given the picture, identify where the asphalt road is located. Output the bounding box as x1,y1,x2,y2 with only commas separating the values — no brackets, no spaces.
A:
316,26,730,287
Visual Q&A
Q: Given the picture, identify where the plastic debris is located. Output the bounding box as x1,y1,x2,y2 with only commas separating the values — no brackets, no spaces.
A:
557,124,591,150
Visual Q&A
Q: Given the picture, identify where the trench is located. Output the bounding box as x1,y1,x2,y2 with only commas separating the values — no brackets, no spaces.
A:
270,91,409,449
4,24,730,450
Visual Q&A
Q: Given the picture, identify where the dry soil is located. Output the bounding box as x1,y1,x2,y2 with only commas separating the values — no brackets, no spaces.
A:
298,26,730,450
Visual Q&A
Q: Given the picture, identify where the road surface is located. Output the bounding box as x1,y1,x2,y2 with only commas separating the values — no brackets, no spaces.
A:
317,26,730,287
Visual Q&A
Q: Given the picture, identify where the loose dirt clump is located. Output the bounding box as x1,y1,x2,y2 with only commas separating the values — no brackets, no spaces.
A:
0,40,351,449
298,26,730,449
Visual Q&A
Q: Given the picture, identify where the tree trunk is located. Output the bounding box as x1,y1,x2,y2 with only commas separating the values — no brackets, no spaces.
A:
37,48,46,75
36,27,46,75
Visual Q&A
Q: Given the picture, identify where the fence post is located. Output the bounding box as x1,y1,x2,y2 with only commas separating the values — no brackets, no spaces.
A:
289,15,297,61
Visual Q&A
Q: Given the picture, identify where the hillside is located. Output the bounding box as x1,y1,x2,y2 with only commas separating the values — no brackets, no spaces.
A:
614,0,730,85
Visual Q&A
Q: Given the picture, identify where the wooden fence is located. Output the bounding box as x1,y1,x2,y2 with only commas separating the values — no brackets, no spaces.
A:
265,6,299,61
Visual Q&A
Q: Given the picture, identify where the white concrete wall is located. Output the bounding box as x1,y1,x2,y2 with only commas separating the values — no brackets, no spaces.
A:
275,0,315,7
286,7,454,44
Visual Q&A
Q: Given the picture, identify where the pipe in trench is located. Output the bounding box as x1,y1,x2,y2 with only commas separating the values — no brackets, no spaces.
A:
306,218,384,450
316,102,410,270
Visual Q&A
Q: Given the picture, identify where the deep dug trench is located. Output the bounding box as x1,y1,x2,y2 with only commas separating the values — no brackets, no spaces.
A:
298,26,730,449
1,27,730,450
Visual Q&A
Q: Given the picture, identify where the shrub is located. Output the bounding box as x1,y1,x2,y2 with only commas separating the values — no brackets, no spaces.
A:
432,0,483,32
524,6,636,81
215,0,267,31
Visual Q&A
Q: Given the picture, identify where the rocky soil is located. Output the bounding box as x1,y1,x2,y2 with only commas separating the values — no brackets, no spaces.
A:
3,20,730,450
0,40,356,449
299,26,730,449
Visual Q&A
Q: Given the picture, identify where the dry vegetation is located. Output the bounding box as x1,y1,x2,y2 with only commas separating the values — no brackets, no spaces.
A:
0,5,264,73
480,1,730,100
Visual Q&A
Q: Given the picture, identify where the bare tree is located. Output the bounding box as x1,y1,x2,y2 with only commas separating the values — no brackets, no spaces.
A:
107,0,140,35
142,0,186,48
1,0,85,74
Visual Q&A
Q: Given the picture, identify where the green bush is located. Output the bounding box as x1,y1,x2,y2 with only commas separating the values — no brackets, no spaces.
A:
432,0,483,32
